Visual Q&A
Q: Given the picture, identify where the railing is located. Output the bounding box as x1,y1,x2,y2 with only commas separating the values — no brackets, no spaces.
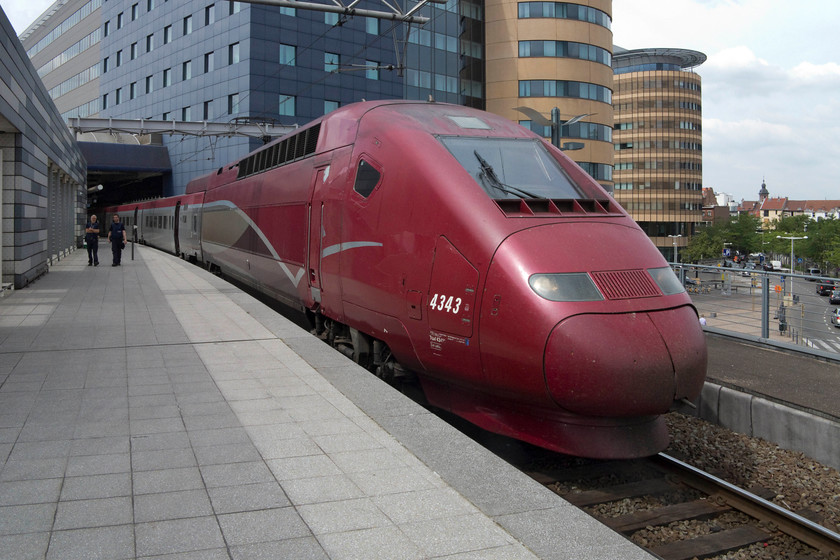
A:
673,263,840,360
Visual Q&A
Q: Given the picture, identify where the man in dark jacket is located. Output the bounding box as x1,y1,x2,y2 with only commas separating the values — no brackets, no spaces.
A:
108,214,127,266
85,215,100,266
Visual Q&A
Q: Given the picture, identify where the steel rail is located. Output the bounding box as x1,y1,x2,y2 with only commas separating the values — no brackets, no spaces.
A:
656,452,840,556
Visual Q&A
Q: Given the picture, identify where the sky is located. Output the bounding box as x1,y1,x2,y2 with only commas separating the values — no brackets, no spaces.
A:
4,0,839,203
612,0,840,203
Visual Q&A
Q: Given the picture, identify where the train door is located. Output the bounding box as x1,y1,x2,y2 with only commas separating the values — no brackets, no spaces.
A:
174,201,181,256
307,167,328,304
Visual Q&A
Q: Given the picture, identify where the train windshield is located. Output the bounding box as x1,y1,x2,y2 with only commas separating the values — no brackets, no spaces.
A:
438,137,584,199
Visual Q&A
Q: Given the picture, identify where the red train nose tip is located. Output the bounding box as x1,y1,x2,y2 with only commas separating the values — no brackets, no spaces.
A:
544,306,706,417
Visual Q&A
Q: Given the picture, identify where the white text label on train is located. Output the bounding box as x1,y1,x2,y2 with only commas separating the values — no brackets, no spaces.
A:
429,294,462,314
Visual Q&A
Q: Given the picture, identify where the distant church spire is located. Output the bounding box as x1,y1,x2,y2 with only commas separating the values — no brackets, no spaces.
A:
758,178,769,202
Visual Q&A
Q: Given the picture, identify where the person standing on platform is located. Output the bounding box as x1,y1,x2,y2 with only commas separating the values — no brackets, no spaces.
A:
85,215,100,266
108,214,127,266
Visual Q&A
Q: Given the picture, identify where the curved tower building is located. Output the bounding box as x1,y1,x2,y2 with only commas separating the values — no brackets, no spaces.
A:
612,47,706,261
484,0,614,189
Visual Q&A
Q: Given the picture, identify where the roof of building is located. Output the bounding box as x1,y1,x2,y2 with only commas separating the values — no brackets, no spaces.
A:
805,200,840,212
761,197,788,211
736,197,840,216
612,46,707,69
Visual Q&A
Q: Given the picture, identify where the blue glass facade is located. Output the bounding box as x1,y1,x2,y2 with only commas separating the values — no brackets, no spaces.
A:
99,0,472,195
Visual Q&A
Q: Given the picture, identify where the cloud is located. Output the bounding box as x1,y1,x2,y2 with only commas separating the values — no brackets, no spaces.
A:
790,61,840,84
706,46,770,70
704,118,792,149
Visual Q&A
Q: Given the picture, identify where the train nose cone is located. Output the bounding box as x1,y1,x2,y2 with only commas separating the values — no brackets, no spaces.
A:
544,306,707,417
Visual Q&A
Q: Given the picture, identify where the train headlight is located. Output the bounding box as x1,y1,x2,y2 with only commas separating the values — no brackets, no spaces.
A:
648,267,686,295
528,273,604,302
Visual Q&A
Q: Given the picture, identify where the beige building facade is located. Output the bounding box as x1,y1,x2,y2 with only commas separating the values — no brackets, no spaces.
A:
20,0,103,121
612,47,706,261
484,0,614,188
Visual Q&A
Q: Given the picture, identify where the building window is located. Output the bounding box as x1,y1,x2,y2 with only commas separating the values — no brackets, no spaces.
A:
117,12,124,29
131,3,139,20
163,68,171,87
205,4,215,25
517,2,611,29
104,21,110,37
366,61,379,80
116,50,123,67
102,93,108,110
229,1,241,15
325,12,338,25
324,52,339,72
146,34,154,52
182,60,192,80
228,93,240,114
366,17,378,34
162,111,169,120
103,57,109,72
229,42,239,64
145,75,153,93
130,42,138,60
518,80,611,103
182,106,191,121
518,40,611,66
147,0,155,11
115,88,122,105
130,82,137,99
278,95,295,116
324,100,339,114
279,44,295,66
183,15,192,35
204,52,214,73
279,6,295,16
164,25,172,44
203,101,211,120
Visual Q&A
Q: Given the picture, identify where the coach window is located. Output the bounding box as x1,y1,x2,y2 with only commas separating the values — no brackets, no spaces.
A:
353,158,381,198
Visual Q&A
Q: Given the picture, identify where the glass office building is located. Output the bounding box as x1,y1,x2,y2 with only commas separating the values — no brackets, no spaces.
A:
21,0,482,196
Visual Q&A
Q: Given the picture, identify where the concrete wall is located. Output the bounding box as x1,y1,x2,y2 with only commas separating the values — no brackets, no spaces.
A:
0,6,86,289
689,382,840,472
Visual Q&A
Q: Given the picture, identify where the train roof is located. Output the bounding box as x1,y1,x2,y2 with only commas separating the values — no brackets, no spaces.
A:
187,100,535,192
320,100,532,145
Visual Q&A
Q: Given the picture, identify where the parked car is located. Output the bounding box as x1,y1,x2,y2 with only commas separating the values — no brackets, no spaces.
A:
762,262,775,271
740,263,756,277
830,290,840,305
832,308,840,328
817,281,837,296
807,267,821,280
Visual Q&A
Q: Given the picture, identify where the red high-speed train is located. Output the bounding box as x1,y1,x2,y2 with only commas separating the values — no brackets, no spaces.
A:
105,100,707,458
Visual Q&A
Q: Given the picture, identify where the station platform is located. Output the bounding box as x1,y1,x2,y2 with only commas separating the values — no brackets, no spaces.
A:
0,247,655,560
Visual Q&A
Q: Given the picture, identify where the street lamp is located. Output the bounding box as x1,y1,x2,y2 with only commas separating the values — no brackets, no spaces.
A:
667,234,682,263
513,106,592,151
777,235,807,297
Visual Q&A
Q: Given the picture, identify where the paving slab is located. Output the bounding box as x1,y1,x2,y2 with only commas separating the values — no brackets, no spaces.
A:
0,247,654,559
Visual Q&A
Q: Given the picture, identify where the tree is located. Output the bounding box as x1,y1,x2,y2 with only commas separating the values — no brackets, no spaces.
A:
684,223,726,262
727,213,761,255
803,218,840,272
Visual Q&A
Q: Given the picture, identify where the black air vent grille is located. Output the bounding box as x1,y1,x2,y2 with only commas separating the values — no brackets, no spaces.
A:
237,123,321,179
495,198,618,216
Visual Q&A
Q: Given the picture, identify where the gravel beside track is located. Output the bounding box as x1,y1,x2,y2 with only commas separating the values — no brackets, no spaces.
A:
654,412,840,559
531,412,840,559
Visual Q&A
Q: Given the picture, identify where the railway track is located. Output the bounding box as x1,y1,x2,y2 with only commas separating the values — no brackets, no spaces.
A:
527,452,840,560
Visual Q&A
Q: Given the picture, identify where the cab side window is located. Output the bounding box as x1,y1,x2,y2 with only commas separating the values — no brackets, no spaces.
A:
353,158,381,198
